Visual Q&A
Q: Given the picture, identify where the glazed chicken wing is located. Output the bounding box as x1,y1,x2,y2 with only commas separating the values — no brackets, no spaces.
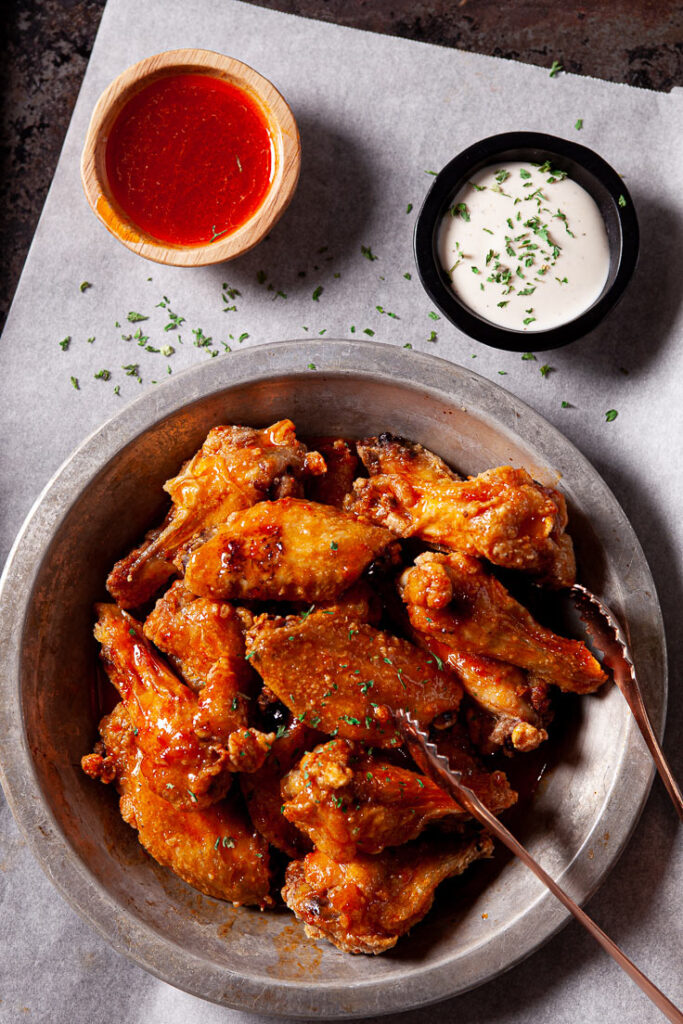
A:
82,704,272,907
240,721,320,857
182,497,398,603
246,609,464,747
281,738,516,862
107,420,323,608
282,833,494,954
305,437,359,508
144,581,256,742
345,434,576,587
94,604,272,809
422,637,550,753
400,551,606,694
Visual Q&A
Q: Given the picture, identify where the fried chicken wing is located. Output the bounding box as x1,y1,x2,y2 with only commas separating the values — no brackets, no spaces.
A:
144,581,256,741
425,719,520,808
240,721,319,857
281,738,516,862
346,434,576,586
182,497,399,603
305,437,359,508
82,704,272,907
94,604,272,809
282,834,494,954
421,636,550,753
400,551,606,694
107,420,322,608
246,610,464,747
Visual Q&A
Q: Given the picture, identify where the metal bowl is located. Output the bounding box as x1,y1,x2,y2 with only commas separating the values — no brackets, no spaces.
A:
0,340,664,1018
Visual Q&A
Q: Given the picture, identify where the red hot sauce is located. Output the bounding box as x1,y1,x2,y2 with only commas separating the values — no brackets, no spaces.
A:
105,73,274,246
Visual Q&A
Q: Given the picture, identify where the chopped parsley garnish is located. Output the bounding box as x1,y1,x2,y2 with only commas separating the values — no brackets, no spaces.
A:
403,272,412,280
360,245,378,261
561,400,571,408
307,362,317,370
94,369,111,381
605,409,618,422
406,203,413,214
549,60,563,77
59,337,70,351
428,311,440,321
79,281,92,292
363,328,375,336
452,202,470,222
618,194,627,208
539,363,552,377
427,330,437,342
575,118,583,130
312,286,323,301
70,376,79,390
126,311,148,323
330,541,338,551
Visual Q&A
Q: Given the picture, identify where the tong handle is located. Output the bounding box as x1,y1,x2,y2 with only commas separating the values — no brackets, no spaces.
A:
570,584,683,821
613,666,683,820
451,785,683,1024
396,711,683,1024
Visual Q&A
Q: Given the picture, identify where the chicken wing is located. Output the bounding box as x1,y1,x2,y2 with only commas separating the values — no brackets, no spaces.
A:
281,738,516,861
239,721,319,857
282,833,494,954
345,434,576,587
400,551,606,693
420,636,550,753
94,604,272,810
181,497,399,603
305,437,359,508
107,420,323,608
246,609,464,747
143,581,256,741
82,703,272,907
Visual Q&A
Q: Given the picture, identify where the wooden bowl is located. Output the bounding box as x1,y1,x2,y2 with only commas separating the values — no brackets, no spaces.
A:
81,49,301,267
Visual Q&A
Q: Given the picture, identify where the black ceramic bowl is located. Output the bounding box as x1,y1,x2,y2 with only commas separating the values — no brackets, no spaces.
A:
414,131,639,352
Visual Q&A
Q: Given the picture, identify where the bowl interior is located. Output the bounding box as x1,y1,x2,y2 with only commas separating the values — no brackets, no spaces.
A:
4,349,662,1016
414,134,638,352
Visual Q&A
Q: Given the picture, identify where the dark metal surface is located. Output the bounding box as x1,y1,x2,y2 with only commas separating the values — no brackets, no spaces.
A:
1,0,681,330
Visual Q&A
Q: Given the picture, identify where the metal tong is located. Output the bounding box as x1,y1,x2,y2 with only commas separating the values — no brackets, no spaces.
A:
568,584,683,819
394,709,683,1024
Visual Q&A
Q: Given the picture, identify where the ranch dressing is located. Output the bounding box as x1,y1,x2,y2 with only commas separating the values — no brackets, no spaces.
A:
438,161,610,332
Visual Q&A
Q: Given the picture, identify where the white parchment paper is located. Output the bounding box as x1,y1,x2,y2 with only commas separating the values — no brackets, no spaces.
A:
0,1,681,1021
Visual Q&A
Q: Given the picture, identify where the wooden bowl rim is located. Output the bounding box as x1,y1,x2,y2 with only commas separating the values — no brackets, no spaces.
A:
80,48,301,266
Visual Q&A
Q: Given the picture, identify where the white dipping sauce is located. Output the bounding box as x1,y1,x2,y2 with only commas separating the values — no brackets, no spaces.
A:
438,161,610,332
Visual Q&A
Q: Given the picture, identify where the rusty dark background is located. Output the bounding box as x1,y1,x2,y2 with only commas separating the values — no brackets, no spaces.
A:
1,0,681,330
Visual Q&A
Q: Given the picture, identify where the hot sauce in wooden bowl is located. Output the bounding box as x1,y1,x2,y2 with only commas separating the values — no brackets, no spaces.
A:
106,74,274,247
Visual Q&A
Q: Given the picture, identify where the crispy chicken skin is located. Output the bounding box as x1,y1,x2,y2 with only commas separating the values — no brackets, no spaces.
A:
181,497,398,603
94,604,272,810
246,609,464,747
240,721,320,857
425,720,520,808
305,437,359,508
82,704,272,907
346,434,576,587
144,581,256,741
282,834,494,954
281,738,516,862
421,637,550,753
400,551,606,694
107,420,323,608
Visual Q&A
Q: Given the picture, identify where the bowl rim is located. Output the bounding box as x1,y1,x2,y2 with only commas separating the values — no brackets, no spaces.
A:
414,131,640,352
0,340,663,1017
80,48,301,267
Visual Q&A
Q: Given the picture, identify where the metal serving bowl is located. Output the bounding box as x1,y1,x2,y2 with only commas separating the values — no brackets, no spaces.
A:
0,340,665,1018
